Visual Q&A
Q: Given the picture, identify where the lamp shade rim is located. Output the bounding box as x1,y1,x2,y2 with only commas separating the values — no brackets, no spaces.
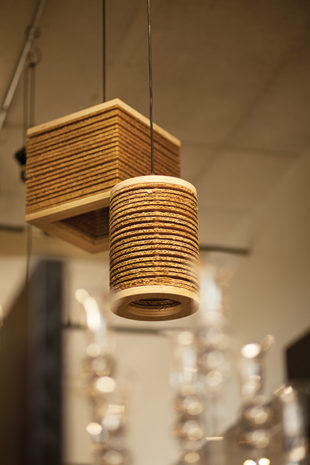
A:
111,285,199,321
111,175,197,196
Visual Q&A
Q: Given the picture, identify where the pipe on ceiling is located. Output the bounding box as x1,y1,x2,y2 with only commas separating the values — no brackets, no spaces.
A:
0,0,46,131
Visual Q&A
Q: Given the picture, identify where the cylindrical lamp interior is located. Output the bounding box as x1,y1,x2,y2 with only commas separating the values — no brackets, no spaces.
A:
109,175,199,321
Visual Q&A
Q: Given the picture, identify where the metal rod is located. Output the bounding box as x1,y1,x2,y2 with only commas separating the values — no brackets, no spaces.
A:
62,322,195,337
23,65,29,145
24,61,37,285
0,0,45,131
199,244,250,256
146,0,155,174
29,63,36,126
0,224,25,233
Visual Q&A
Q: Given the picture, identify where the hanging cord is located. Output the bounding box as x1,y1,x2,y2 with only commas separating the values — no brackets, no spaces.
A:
102,0,106,102
24,59,37,286
147,0,155,175
23,65,29,147
29,61,36,126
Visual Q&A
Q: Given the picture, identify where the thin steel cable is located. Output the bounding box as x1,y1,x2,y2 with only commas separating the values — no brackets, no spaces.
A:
102,0,106,101
29,62,36,126
147,0,155,175
23,65,29,146
24,60,36,286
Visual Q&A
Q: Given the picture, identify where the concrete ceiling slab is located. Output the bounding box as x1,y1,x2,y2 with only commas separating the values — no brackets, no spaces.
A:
109,0,310,144
198,207,252,248
196,149,295,211
230,38,310,153
1,0,310,248
180,141,213,183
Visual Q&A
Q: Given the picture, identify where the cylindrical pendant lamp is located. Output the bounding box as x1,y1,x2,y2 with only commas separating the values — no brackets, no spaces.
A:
110,175,199,321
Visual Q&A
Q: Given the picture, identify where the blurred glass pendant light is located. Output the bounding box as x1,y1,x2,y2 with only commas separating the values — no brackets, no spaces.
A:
239,336,275,464
171,329,205,464
196,266,231,435
275,385,307,464
76,289,131,465
109,0,199,321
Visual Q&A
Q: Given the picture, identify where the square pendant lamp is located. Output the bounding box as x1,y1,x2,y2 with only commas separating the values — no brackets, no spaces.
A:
25,99,181,252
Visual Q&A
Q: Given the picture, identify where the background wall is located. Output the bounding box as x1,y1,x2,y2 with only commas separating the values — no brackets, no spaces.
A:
0,150,309,465
61,150,310,465
230,149,310,396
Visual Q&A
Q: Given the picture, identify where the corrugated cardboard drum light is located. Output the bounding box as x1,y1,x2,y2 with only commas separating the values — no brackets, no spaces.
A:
110,175,199,320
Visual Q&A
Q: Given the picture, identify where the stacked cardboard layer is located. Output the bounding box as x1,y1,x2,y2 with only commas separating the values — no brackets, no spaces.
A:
25,99,181,253
109,176,199,321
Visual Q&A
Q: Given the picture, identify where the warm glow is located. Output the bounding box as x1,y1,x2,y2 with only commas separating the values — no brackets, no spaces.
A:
75,288,104,332
245,430,269,449
184,397,203,415
274,384,287,396
182,420,203,441
259,458,270,465
75,288,89,304
243,460,256,465
102,450,124,465
109,403,125,416
185,367,198,374
261,334,275,352
242,343,261,359
84,298,102,331
178,331,194,346
276,385,297,403
95,376,116,393
289,445,307,462
283,385,293,395
282,385,295,400
102,415,120,431
200,267,222,313
86,421,102,436
245,405,269,425
86,343,101,358
205,369,224,388
184,451,200,464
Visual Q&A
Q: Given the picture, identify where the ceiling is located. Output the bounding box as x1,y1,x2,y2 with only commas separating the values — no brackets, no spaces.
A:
1,0,310,253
